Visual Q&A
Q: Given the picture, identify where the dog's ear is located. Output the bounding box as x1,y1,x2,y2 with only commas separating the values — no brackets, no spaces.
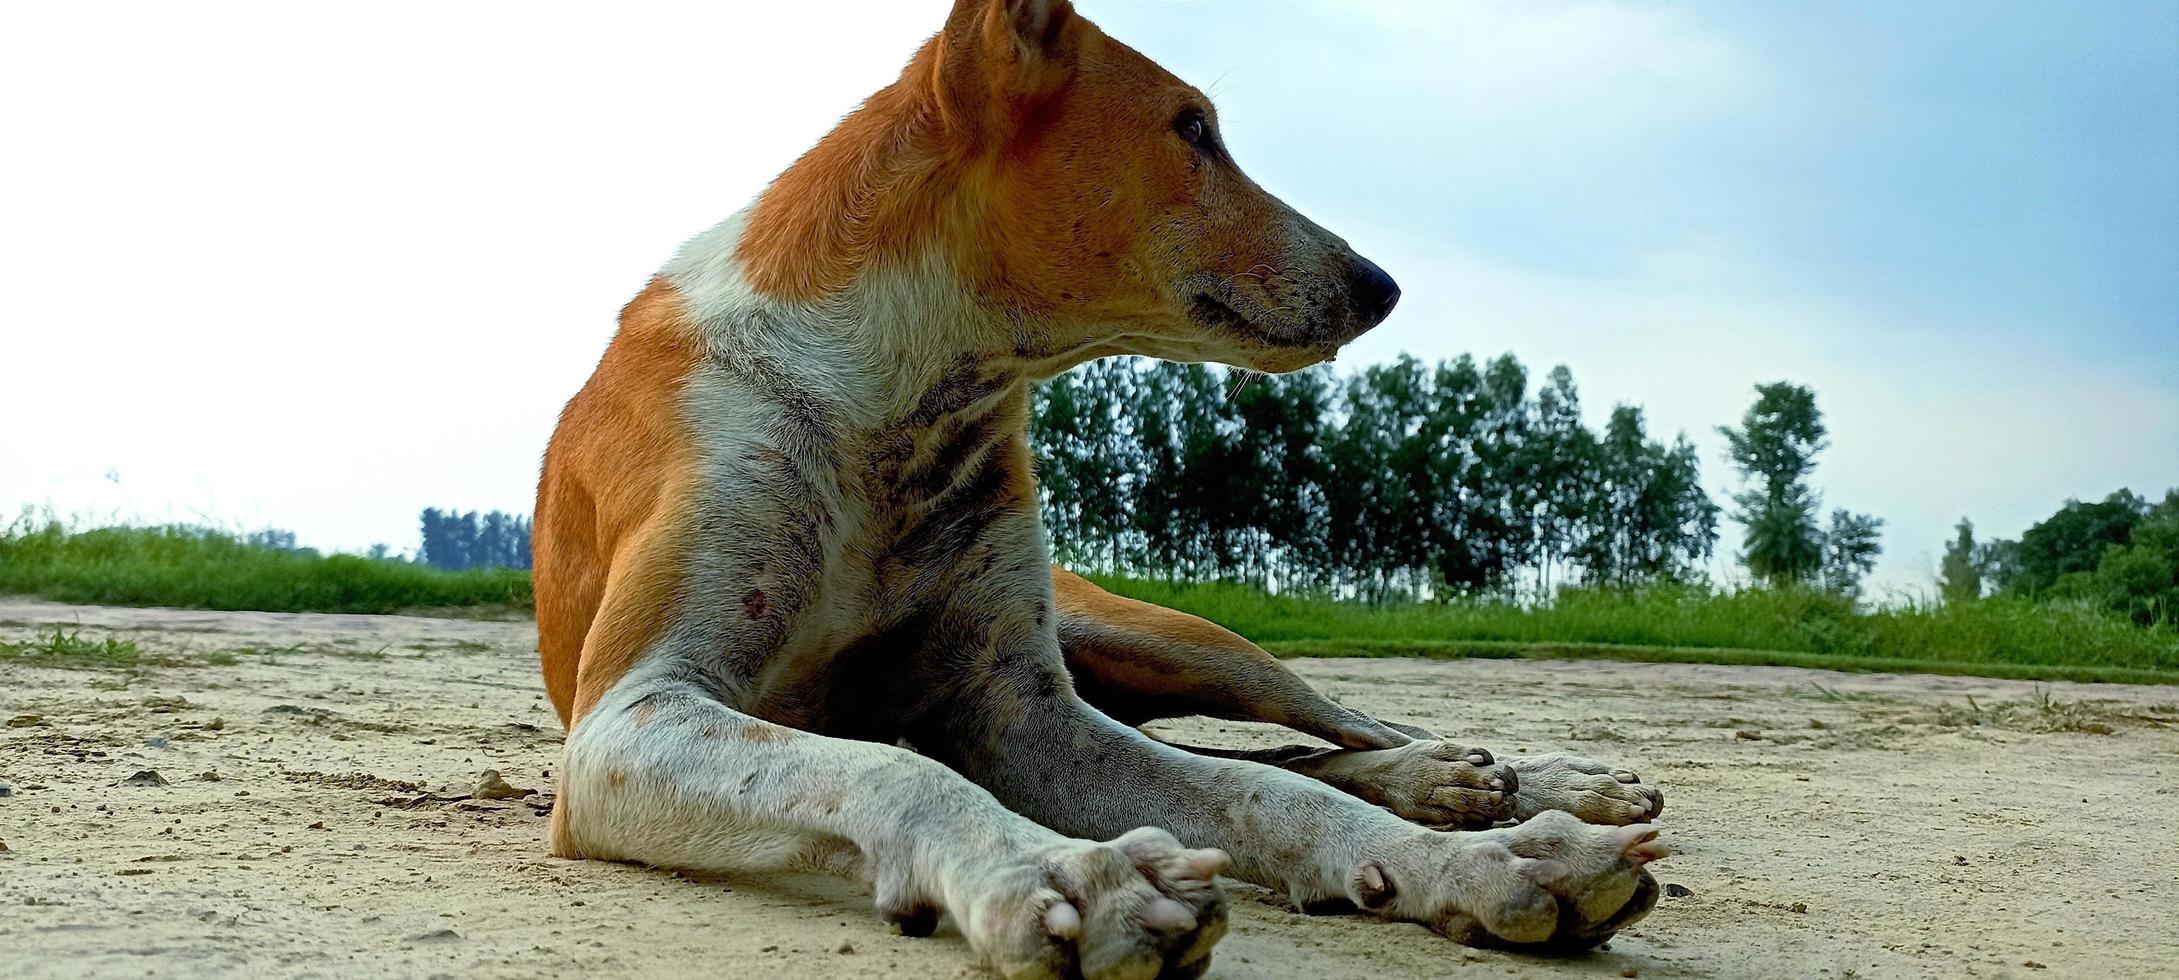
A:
936,0,1081,132
983,0,1076,65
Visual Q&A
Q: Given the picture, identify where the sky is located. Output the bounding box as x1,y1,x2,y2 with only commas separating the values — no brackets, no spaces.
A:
2,0,2174,595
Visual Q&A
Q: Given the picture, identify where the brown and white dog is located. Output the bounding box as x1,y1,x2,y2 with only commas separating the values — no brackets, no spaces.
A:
534,2,1665,976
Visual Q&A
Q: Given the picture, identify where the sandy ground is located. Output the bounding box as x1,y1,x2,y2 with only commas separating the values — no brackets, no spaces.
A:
2,600,2176,979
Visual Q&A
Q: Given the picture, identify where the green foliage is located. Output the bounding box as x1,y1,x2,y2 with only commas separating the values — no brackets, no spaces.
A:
0,624,142,666
418,507,532,571
1717,383,1881,590
2045,490,2179,628
1939,518,1983,604
1091,574,2179,679
1031,354,1719,599
0,519,532,614
2009,490,2147,596
1717,382,1829,496
1959,489,2177,630
1821,509,1884,597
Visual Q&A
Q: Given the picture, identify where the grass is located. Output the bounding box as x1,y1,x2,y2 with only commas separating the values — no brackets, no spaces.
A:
0,520,530,615
0,623,143,667
7,520,2176,685
1092,575,2179,684
1922,688,2119,733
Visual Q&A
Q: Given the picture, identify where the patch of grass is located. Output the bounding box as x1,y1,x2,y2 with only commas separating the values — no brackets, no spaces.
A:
1093,576,2179,683
0,519,530,615
1924,688,2119,733
0,624,143,667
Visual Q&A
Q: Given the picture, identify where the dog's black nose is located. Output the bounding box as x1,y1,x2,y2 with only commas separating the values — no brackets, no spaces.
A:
1349,255,1400,326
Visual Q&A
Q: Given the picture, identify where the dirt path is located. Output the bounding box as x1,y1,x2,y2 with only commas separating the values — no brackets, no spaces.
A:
2,600,2175,979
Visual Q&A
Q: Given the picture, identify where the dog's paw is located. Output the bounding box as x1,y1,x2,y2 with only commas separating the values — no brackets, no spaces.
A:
1510,753,1664,825
958,827,1229,980
1353,811,1666,952
1319,740,1517,830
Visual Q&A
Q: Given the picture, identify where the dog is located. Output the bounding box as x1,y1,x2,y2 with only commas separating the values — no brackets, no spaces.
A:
534,2,1665,976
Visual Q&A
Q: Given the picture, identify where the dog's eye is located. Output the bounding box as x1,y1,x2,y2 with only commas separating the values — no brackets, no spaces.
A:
1173,110,1209,148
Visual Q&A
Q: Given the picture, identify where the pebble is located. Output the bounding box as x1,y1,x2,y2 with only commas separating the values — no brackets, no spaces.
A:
121,770,168,788
1664,883,1694,899
0,779,13,798
837,941,855,955
472,770,533,801
5,714,43,728
144,737,170,749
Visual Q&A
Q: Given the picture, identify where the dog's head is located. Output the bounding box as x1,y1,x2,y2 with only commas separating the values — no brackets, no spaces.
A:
739,0,1398,374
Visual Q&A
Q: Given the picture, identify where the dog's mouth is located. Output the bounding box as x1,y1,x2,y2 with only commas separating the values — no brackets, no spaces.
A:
1188,292,1255,333
1189,288,1344,370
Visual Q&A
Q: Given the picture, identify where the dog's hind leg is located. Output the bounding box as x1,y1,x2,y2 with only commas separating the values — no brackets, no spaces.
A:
1052,567,1518,828
1052,567,1420,746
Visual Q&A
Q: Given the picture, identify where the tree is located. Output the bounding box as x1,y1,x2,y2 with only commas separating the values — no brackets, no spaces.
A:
417,507,532,570
1939,518,1982,603
1821,509,1884,598
1574,407,1719,587
1525,366,1594,593
1026,353,1723,598
2041,488,2179,628
1719,383,1830,585
2010,490,2146,596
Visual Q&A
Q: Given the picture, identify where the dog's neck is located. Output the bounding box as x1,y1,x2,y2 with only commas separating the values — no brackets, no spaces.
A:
663,208,1089,431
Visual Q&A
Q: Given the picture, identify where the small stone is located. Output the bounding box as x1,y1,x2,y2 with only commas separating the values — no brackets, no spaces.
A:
1621,969,1639,978
408,928,463,943
198,771,221,782
204,716,224,731
760,945,779,953
116,868,154,876
1790,902,1808,914
308,821,326,830
0,780,13,798
1734,730,1763,741
471,770,532,801
5,714,43,728
1663,883,1694,899
121,770,168,788
144,737,170,749
2023,961,2047,970
0,837,10,853
836,941,855,955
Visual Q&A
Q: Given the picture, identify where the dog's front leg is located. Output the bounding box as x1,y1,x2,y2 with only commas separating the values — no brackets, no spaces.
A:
921,565,1666,950
549,508,1229,980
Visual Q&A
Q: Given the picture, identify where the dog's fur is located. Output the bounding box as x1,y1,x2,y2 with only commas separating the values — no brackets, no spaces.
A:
534,2,1665,976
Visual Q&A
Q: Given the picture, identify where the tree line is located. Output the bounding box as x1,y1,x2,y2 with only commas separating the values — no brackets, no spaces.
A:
417,508,532,571
1030,355,1882,600
1944,489,2179,628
